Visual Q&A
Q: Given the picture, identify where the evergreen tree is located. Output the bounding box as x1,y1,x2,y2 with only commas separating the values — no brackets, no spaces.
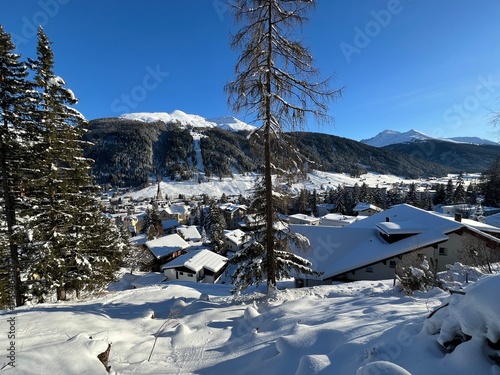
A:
0,25,36,307
482,156,500,207
420,190,433,211
359,183,372,204
230,179,318,292
405,183,419,207
386,186,404,207
372,185,385,209
453,172,466,204
24,27,124,301
310,189,318,216
208,203,227,255
444,179,454,205
433,184,446,206
143,203,162,240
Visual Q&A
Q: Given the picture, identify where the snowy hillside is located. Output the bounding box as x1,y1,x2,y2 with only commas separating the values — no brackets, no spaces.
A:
119,110,256,132
361,129,498,147
3,270,500,374
121,170,468,201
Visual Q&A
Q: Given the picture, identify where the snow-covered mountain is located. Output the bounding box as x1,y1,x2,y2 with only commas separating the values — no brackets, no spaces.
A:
119,110,256,132
361,129,433,147
361,129,499,147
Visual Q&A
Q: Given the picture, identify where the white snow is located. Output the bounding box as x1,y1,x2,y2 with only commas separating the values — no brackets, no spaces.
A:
118,110,256,132
122,170,470,201
361,129,499,147
2,267,500,374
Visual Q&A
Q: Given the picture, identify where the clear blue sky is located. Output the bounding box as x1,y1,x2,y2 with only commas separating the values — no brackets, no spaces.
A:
2,0,500,141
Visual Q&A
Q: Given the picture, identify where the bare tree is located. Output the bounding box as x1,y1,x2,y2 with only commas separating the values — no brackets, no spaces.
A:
225,0,342,293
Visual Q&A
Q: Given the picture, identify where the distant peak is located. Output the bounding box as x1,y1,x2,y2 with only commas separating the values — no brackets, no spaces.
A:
118,110,256,132
361,128,498,147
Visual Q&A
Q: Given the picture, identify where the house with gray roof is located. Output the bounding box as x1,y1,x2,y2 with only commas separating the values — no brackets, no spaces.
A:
291,204,500,287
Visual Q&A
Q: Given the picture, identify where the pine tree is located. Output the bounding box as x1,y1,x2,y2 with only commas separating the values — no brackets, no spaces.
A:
433,184,446,206
482,156,500,207
0,25,36,307
445,179,454,205
453,172,466,204
230,179,318,292
405,183,419,207
208,203,227,255
359,183,372,204
24,27,124,301
143,202,162,240
225,0,341,293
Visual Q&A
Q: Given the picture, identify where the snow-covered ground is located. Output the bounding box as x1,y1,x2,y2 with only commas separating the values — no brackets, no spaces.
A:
121,170,480,201
2,267,499,374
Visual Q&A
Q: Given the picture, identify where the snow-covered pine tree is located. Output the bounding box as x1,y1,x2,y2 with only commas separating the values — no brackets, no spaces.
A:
208,203,227,255
230,178,319,293
0,25,37,307
23,27,124,301
143,201,163,240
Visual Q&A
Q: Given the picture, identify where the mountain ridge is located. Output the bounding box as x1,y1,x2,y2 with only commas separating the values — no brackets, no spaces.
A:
361,129,499,147
119,110,256,132
84,116,457,188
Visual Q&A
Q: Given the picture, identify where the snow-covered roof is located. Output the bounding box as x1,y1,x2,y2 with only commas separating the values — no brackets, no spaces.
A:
219,203,247,213
288,213,319,223
176,225,201,241
224,229,247,245
129,234,148,246
319,213,357,226
375,220,425,235
485,213,500,229
145,234,189,259
162,249,227,273
164,204,190,215
291,204,468,280
353,202,382,212
162,219,180,230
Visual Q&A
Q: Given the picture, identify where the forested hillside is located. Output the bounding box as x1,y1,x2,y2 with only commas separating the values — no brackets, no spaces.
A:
384,139,500,172
84,118,458,188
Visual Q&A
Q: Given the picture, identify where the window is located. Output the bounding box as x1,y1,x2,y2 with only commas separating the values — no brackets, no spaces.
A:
366,266,373,273
179,271,184,276
188,273,193,277
439,247,448,256
389,261,397,268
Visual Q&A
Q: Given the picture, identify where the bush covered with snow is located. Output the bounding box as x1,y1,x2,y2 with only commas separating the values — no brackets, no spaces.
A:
425,274,500,365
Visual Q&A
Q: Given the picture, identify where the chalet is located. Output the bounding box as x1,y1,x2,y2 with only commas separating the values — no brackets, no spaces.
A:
291,204,500,287
219,203,247,230
224,229,250,253
288,213,320,226
159,204,191,225
144,234,189,272
353,202,383,217
162,249,228,283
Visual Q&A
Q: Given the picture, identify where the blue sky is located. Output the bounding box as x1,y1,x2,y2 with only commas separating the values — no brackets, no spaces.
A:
2,0,500,141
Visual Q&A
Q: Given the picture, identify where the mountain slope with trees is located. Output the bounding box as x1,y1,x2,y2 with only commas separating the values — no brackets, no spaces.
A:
84,118,458,188
383,139,500,172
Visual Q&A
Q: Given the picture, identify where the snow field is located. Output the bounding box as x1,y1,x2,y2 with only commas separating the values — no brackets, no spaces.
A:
2,273,500,374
